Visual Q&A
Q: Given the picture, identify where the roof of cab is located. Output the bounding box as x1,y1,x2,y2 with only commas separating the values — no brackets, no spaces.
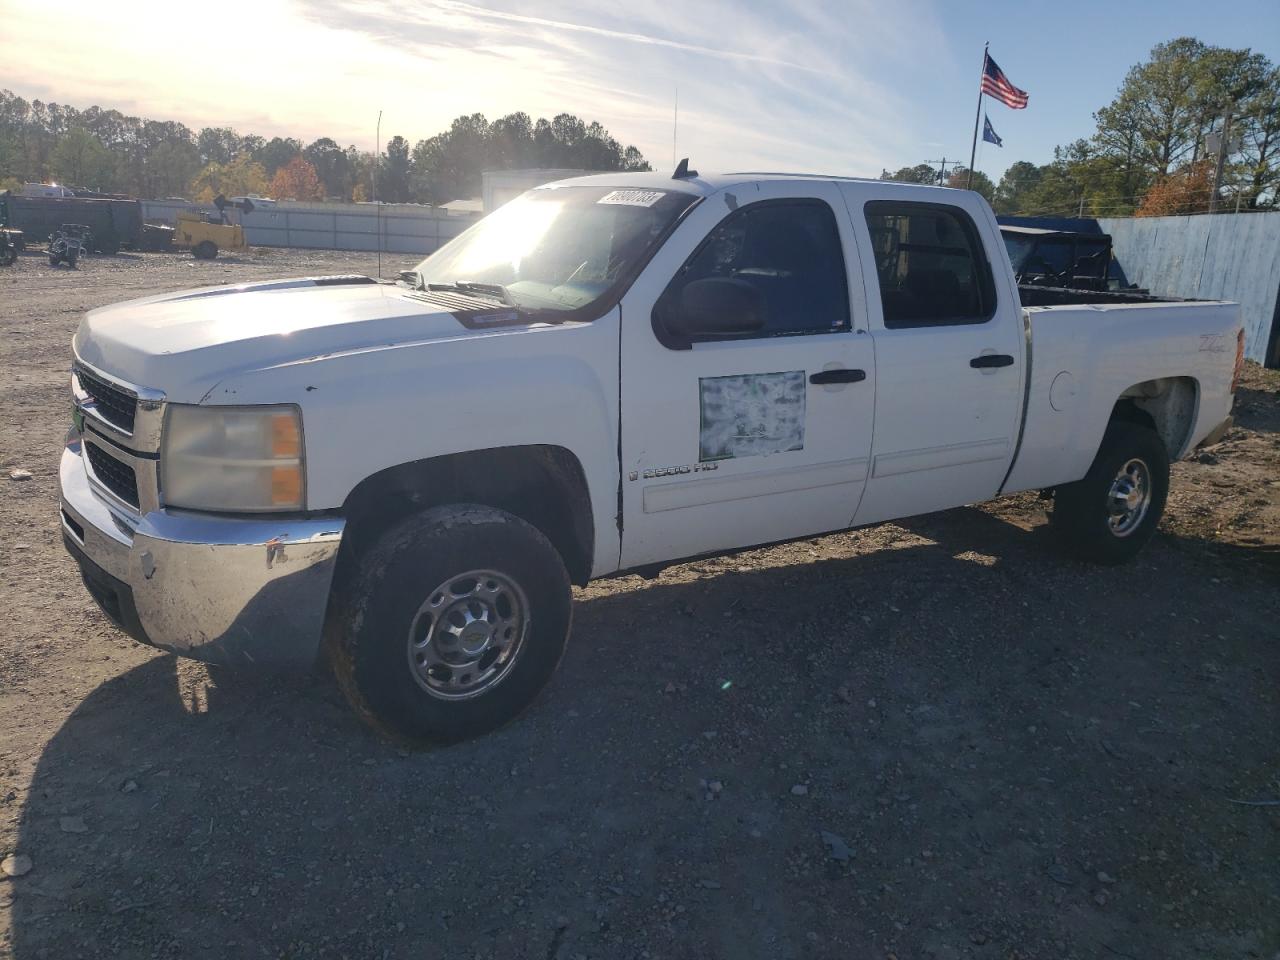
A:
545,169,956,198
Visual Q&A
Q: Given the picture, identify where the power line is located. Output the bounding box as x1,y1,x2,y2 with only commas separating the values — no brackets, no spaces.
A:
923,157,966,184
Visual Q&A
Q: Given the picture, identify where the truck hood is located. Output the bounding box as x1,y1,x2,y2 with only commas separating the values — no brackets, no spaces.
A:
73,277,527,403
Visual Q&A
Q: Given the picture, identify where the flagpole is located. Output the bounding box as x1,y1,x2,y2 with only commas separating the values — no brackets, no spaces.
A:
967,42,988,190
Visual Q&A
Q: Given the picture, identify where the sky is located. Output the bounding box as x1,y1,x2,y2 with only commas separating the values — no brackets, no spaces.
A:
4,0,1279,185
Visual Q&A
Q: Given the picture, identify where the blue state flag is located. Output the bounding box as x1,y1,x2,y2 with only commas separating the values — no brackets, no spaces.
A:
983,114,1003,147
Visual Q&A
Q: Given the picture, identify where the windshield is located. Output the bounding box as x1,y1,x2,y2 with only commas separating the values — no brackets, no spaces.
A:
412,185,698,315
1003,234,1036,272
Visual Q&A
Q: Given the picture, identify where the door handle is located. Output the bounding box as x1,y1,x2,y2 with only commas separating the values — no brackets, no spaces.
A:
809,368,867,385
969,354,1015,369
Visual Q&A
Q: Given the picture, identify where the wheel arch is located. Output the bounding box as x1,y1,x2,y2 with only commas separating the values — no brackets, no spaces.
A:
334,444,595,587
1112,375,1200,460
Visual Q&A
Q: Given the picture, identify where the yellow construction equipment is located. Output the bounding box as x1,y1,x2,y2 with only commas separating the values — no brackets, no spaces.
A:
173,195,251,259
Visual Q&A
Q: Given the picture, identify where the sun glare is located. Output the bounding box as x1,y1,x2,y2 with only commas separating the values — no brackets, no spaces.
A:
455,197,563,275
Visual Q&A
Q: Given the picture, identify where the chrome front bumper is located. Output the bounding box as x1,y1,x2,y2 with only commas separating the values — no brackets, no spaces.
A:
59,434,345,667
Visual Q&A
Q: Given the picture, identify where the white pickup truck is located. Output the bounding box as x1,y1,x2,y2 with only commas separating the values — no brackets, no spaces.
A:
61,169,1244,742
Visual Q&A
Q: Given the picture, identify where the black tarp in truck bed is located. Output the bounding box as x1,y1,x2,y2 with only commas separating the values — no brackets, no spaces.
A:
1018,285,1189,308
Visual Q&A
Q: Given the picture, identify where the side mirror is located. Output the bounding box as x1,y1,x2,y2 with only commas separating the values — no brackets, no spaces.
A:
657,277,767,349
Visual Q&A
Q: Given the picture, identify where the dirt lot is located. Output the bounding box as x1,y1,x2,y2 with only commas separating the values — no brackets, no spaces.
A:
1,247,1278,960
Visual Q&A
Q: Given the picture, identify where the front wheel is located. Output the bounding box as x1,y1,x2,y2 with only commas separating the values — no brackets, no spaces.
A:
1052,420,1169,565
192,240,218,260
328,504,572,744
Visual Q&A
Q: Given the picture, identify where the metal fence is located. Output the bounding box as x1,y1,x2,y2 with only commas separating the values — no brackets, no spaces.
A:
141,200,482,257
1099,212,1280,367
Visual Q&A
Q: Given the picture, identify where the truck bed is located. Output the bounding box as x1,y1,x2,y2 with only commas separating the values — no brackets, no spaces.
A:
1003,296,1239,497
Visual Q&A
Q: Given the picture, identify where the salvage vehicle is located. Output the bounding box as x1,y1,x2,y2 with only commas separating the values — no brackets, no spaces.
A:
60,168,1243,743
172,195,251,259
1000,224,1116,291
0,200,25,256
48,223,91,267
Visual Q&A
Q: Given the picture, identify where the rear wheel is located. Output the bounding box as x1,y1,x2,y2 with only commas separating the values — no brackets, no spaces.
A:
328,504,572,744
1052,420,1169,565
192,240,218,260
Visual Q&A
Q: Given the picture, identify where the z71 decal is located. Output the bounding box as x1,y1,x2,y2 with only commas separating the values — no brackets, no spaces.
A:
699,371,806,462
1199,334,1228,353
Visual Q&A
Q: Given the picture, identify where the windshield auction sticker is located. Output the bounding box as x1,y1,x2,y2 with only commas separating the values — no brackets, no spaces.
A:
597,189,666,207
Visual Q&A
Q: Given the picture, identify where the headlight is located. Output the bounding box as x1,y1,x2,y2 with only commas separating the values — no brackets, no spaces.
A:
162,405,304,512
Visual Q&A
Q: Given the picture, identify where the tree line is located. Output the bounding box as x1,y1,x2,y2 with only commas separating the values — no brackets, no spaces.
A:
0,92,651,204
882,37,1280,217
6,36,1275,218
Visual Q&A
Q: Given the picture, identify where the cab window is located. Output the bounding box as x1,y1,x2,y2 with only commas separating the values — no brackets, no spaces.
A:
864,201,996,328
663,199,851,340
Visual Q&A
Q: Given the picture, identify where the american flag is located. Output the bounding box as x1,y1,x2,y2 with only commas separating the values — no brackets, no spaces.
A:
981,53,1028,109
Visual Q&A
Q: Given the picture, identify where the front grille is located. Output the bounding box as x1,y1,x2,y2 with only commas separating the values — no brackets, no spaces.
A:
77,366,137,433
86,443,140,508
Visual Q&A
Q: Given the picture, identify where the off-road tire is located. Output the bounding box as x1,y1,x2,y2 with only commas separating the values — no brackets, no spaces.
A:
328,504,572,744
192,240,218,260
1052,420,1169,565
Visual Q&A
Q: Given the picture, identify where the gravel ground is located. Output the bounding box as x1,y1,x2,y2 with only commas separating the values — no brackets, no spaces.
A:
1,247,1278,960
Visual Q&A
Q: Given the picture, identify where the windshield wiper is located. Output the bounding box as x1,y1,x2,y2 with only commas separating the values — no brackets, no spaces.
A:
420,279,568,324
427,280,514,305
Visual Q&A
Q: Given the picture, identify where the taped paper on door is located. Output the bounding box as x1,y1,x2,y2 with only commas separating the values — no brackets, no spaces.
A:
597,189,666,207
699,371,806,461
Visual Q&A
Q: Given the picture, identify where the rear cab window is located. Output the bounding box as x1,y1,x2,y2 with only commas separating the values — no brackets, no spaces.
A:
863,201,997,328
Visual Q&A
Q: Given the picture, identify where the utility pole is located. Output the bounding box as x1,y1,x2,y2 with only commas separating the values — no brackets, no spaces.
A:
926,158,955,185
1208,109,1231,215
1078,195,1085,217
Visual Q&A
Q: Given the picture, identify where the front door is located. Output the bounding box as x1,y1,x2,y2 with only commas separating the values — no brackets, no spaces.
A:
618,180,876,569
843,190,1024,526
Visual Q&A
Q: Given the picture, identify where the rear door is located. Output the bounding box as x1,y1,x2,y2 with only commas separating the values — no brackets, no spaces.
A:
841,187,1024,525
617,180,876,568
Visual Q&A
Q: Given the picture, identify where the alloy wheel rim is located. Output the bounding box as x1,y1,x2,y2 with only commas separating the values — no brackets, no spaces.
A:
1106,457,1151,537
407,569,529,700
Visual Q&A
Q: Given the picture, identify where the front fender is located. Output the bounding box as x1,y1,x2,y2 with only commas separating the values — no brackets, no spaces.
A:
203,309,622,574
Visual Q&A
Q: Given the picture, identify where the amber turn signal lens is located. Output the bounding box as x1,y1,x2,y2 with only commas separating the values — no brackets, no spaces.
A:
270,465,303,507
271,413,301,458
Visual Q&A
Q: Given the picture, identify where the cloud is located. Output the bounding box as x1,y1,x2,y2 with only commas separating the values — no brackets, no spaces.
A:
1,0,946,176
300,0,943,174
426,0,820,72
